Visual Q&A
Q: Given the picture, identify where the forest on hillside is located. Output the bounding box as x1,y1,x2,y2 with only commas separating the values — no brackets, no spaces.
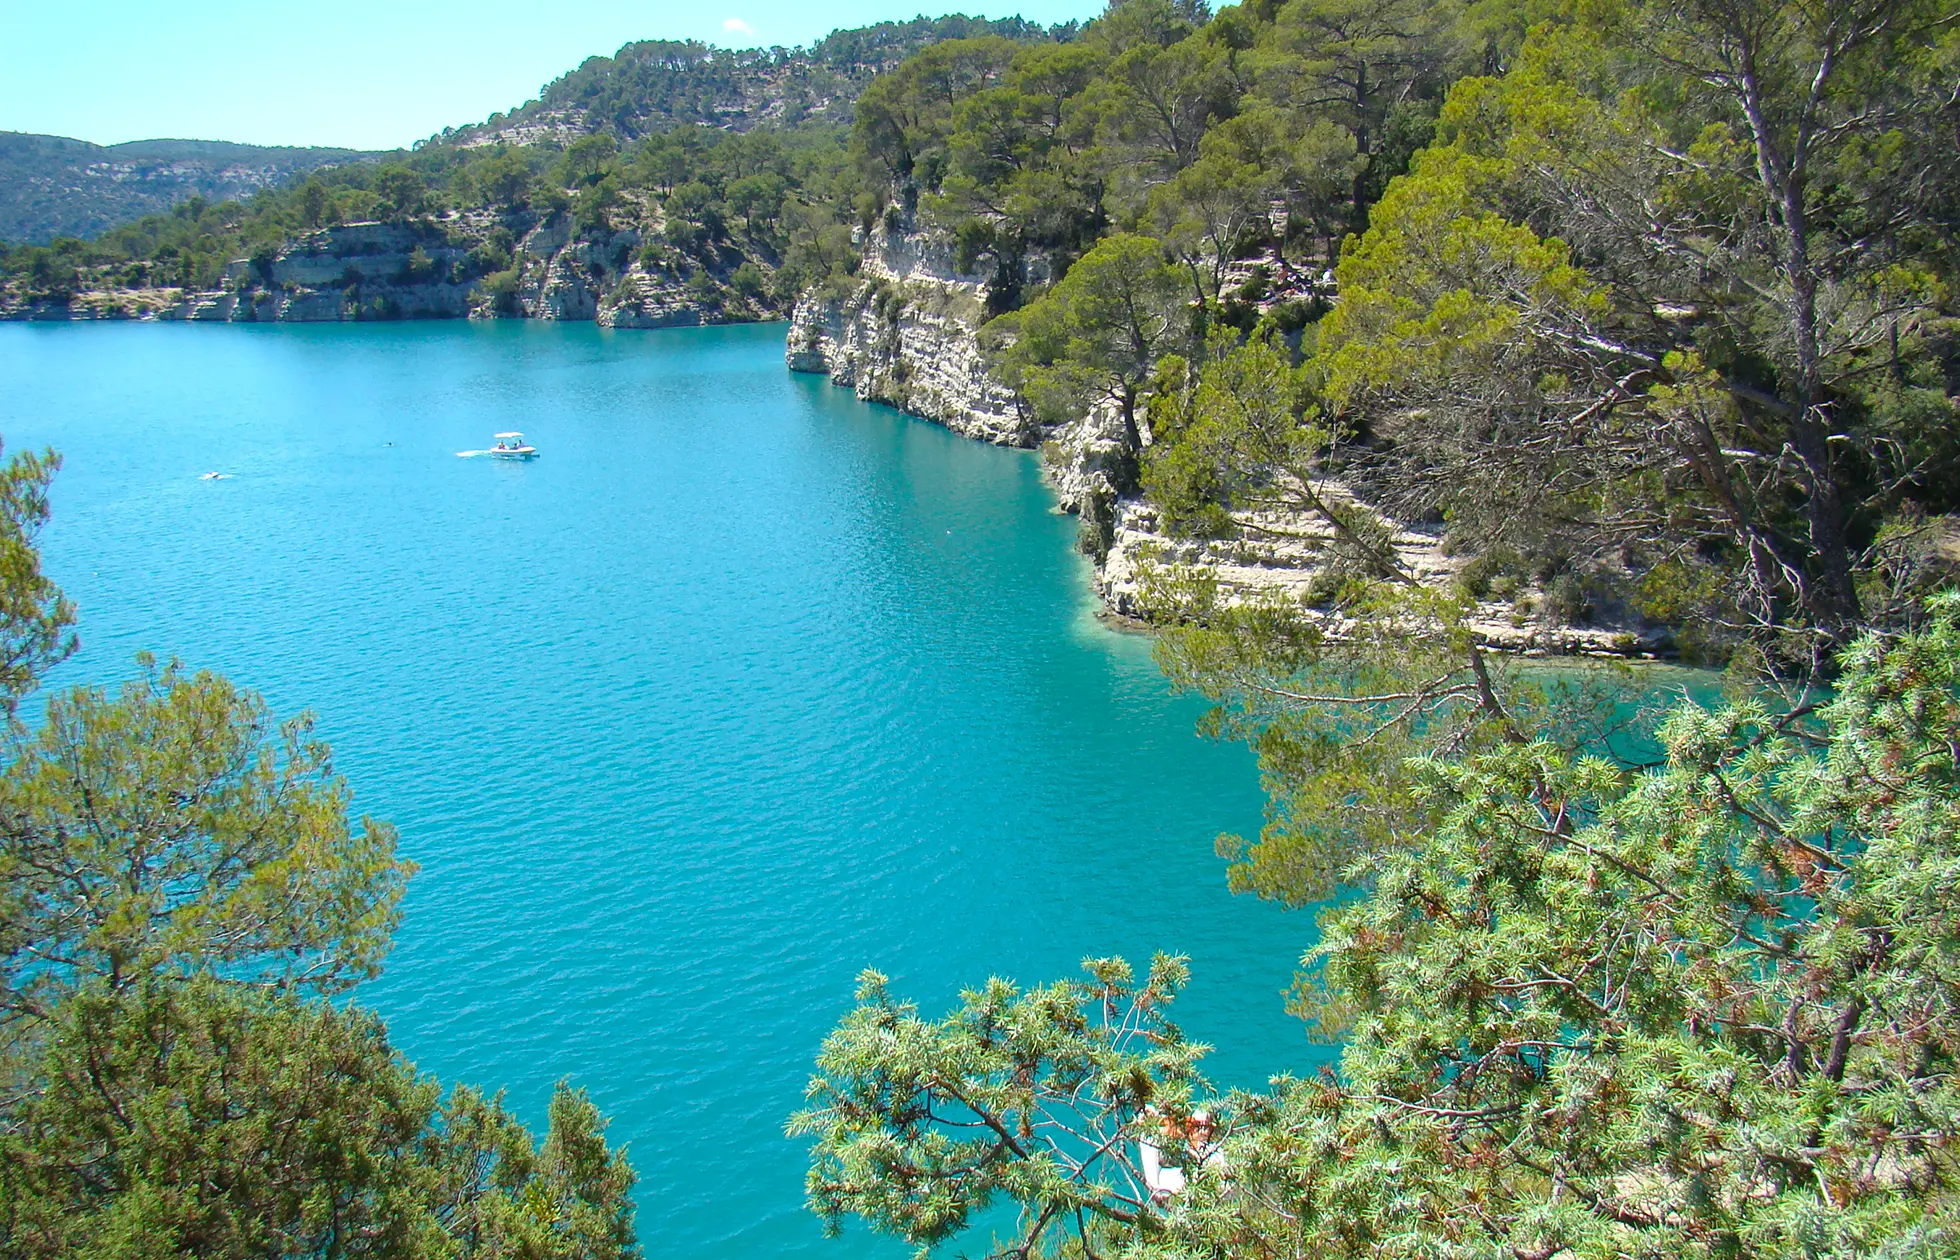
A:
0,135,376,245
787,0,1960,1256
0,126,854,320
0,15,1061,318
833,0,1958,645
6,0,1960,1255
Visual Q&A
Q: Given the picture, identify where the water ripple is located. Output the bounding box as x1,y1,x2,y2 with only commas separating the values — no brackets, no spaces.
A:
2,321,1329,1260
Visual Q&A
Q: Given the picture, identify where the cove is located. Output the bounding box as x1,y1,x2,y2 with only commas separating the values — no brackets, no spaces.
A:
0,320,1329,1258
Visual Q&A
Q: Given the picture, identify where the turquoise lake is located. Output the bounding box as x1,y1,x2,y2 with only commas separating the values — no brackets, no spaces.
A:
0,320,1328,1256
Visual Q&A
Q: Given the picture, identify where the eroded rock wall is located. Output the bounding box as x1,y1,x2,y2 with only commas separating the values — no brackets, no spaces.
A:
1,211,753,328
785,229,1653,653
785,228,1032,446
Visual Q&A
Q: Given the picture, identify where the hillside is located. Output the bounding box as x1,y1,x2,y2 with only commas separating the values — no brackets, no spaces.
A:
0,134,374,245
449,15,1062,146
0,15,1058,248
780,0,1960,661
0,13,1076,315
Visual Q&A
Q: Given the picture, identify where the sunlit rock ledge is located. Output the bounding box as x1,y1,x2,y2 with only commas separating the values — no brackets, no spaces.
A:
1096,498,1663,657
785,227,1033,446
785,227,1668,656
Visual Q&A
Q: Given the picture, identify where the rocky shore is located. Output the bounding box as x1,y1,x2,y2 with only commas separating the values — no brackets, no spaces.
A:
1,209,759,328
784,230,1032,445
787,226,1662,654
8,209,1661,654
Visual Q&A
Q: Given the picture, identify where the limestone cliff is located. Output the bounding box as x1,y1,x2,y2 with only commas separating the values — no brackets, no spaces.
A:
785,228,1033,446
0,222,472,322
786,228,1656,654
784,227,1155,624
1,205,767,328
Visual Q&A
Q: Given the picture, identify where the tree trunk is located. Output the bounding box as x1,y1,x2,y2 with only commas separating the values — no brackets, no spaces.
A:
1782,188,1861,635
1735,50,1862,637
1350,60,1372,236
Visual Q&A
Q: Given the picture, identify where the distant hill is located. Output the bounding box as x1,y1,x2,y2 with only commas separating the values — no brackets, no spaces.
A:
448,14,1061,145
1,15,1061,244
0,135,375,244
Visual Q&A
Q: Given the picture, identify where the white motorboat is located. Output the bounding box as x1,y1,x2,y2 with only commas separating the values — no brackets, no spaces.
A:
487,431,538,460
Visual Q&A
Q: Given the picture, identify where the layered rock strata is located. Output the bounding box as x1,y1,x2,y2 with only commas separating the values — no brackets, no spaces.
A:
1,212,761,328
1096,497,1647,655
786,228,1033,446
786,228,1654,654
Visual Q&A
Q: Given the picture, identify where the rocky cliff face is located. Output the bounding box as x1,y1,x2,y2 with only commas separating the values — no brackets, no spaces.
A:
786,228,1033,446
1,208,760,328
260,222,477,319
785,229,1653,653
786,228,1156,621
0,222,478,322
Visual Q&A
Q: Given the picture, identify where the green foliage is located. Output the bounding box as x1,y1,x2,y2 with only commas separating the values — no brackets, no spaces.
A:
517,19,1055,142
797,598,1960,1258
0,658,412,1037
0,447,76,711
1314,8,1960,654
1127,323,1647,906
469,150,534,210
987,232,1186,438
1141,333,1306,538
790,955,1205,1257
373,166,431,221
853,36,1027,190
846,0,1480,320
0,135,373,247
0,450,634,1253
574,176,623,234
1155,575,1635,907
556,133,619,189
1247,593,1960,1255
0,979,637,1259
728,260,767,303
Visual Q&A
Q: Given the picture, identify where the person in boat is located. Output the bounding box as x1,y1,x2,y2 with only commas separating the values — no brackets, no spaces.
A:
1138,1106,1226,1206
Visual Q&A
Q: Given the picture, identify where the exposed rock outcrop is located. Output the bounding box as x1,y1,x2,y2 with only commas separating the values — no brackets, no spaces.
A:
259,222,478,319
1095,495,1643,655
786,228,1033,446
786,227,1658,654
2,208,767,329
600,273,710,328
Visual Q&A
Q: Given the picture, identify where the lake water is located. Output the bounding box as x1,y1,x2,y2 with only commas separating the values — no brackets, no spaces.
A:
0,320,1328,1257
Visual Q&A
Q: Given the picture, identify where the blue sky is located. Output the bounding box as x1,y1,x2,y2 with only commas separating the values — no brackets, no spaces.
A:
2,0,1106,151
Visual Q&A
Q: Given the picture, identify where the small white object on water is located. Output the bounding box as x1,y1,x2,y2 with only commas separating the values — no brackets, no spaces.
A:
199,472,229,480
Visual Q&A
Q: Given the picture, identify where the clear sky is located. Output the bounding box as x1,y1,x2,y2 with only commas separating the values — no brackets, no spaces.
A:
1,0,1106,152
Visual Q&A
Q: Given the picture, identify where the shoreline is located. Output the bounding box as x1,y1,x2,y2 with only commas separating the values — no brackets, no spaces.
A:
5,310,1680,661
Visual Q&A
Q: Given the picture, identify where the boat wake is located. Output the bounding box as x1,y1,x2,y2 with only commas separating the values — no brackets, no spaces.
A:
199,471,231,480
